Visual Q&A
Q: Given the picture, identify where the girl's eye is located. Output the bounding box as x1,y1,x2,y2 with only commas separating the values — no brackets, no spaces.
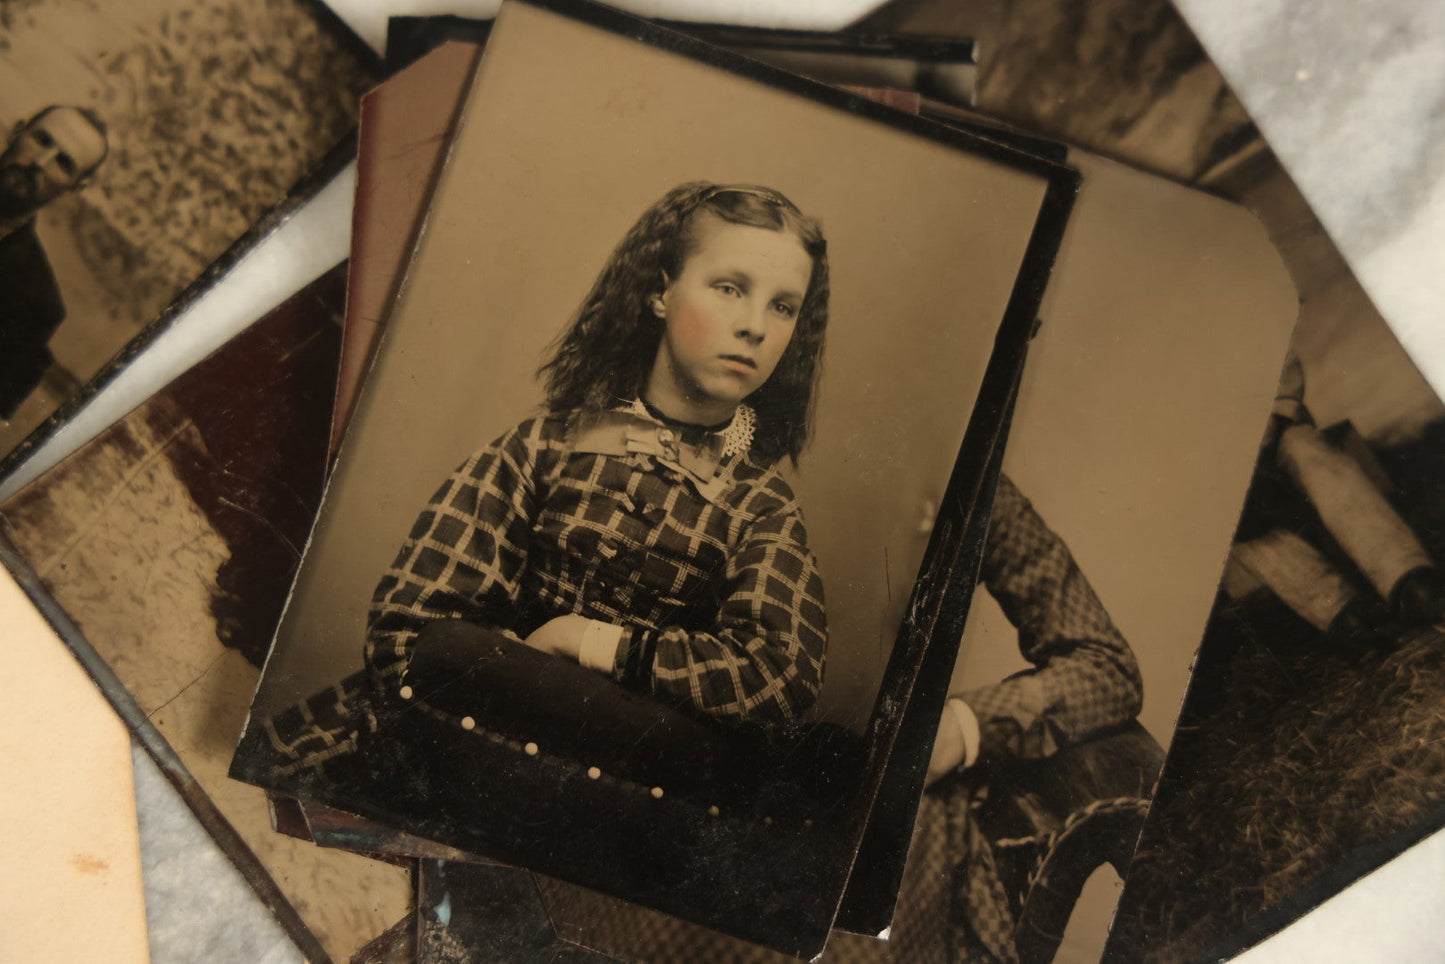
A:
714,282,742,297
772,301,797,319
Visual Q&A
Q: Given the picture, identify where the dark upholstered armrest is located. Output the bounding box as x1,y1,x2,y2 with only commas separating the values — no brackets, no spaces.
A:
404,619,862,810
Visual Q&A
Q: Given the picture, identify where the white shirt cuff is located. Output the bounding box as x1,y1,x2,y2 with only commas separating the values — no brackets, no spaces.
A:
946,697,981,769
578,619,625,674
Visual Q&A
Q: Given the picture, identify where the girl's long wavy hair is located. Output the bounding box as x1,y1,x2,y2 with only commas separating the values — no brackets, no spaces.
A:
538,182,829,465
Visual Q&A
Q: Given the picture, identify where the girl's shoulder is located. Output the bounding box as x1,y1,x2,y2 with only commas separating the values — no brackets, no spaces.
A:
484,411,574,451
725,451,803,519
456,414,574,480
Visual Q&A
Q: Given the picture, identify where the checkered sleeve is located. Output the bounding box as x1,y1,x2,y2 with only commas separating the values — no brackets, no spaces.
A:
364,419,543,687
624,482,828,722
961,474,1143,761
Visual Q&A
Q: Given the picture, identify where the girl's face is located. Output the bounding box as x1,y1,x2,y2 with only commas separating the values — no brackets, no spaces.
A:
645,213,812,425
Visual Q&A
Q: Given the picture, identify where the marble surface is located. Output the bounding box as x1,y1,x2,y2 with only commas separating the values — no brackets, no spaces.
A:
132,745,301,964
1173,0,1445,402
1234,830,1445,963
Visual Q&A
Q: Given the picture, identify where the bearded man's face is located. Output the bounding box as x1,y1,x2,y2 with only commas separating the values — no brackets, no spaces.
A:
0,107,107,220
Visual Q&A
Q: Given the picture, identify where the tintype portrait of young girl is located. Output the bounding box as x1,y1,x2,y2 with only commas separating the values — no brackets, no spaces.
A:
367,182,832,722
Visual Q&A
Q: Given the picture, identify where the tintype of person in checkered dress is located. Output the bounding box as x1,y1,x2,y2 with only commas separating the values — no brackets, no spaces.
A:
912,474,1152,964
368,182,831,722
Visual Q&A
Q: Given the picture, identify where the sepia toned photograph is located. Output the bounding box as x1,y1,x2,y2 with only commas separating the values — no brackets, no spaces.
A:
1106,159,1445,963
0,0,376,473
231,0,1078,953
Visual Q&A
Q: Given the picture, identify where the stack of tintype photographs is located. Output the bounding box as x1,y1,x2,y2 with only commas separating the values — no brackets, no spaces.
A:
8,0,1444,961
240,3,1083,957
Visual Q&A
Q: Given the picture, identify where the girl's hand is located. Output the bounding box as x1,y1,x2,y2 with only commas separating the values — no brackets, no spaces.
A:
926,699,979,787
522,614,591,661
926,713,967,787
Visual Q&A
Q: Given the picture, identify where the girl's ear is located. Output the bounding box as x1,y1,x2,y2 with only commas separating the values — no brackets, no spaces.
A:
651,271,672,319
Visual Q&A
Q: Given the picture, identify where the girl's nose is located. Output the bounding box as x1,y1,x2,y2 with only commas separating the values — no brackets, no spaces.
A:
734,308,767,344
734,321,765,345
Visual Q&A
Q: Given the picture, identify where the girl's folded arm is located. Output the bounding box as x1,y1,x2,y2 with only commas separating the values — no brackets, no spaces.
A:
364,420,543,687
612,501,828,722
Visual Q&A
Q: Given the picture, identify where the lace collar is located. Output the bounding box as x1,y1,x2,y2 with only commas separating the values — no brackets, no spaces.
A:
622,399,755,460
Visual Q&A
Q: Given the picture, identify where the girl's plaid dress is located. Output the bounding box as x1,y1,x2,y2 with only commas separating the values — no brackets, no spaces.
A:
367,403,828,722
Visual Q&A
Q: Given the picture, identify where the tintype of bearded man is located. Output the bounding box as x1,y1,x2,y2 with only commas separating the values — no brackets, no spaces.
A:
0,105,108,421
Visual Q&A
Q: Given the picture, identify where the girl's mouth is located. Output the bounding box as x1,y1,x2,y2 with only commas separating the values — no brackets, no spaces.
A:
719,354,757,370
